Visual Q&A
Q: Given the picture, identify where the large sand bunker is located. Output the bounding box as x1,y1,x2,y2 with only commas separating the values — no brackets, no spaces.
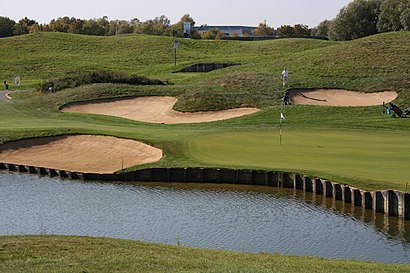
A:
0,135,163,174
289,89,397,106
61,96,260,124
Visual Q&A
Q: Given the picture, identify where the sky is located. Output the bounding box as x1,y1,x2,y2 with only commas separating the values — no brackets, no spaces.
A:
0,0,352,28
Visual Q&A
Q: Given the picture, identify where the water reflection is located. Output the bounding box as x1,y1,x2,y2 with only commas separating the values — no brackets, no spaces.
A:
0,172,409,264
293,189,410,243
130,181,410,254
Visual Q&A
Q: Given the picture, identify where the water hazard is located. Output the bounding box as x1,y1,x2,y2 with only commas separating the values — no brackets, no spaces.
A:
0,172,409,264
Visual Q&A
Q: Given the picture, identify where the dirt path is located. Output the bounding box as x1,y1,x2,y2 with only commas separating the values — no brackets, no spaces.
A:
0,90,22,100
289,89,397,106
0,135,163,174
61,96,260,124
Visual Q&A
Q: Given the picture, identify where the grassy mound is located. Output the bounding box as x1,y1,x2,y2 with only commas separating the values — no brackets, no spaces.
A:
1,31,409,107
1,236,409,272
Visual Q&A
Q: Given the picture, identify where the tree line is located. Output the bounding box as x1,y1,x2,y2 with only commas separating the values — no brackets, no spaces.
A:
0,14,200,38
313,0,410,40
253,0,410,40
0,13,312,40
0,0,409,41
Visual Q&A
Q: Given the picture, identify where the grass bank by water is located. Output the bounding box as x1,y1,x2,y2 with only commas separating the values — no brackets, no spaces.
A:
1,235,409,273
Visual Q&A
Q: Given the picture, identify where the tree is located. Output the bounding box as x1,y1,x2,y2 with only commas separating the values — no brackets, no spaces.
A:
311,20,332,37
29,24,43,33
108,20,133,35
14,17,37,35
49,17,72,33
81,19,107,36
293,24,310,37
277,25,295,37
0,17,16,37
135,15,170,36
168,14,199,38
377,0,410,32
201,28,224,40
401,6,410,30
329,0,382,41
253,21,275,36
67,18,85,34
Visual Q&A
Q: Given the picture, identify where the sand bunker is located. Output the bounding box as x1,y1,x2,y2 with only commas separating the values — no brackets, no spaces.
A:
61,96,260,124
0,135,163,174
289,89,397,106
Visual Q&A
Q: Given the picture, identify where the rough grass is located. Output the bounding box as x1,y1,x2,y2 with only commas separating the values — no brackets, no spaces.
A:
38,71,166,92
1,236,409,273
1,32,409,107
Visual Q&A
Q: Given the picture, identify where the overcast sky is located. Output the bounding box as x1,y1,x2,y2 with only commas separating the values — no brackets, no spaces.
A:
0,0,352,28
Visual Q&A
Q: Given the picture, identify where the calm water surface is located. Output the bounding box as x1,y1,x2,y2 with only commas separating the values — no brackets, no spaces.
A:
0,172,409,264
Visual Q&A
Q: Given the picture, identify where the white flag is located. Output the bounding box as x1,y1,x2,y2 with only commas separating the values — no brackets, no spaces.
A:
280,112,285,120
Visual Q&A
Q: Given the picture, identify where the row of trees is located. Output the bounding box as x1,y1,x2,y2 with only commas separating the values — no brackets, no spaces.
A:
1,0,409,41
0,14,199,38
252,22,311,37
0,14,312,39
313,0,410,40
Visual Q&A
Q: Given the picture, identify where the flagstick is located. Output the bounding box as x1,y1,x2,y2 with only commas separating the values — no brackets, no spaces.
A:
280,117,282,146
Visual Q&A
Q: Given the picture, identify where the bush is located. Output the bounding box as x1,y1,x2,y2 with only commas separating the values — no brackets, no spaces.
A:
39,71,167,92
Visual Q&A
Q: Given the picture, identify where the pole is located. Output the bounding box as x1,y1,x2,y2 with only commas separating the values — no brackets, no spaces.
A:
174,47,177,66
280,118,282,146
406,182,408,192
173,40,179,66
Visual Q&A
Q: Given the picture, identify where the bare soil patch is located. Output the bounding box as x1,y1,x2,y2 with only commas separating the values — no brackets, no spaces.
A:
0,135,163,173
289,89,397,106
61,96,260,124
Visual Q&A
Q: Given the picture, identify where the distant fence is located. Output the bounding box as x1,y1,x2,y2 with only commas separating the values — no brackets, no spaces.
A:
1,162,409,220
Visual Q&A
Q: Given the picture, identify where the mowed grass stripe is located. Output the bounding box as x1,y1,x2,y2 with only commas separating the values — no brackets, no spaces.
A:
188,129,410,190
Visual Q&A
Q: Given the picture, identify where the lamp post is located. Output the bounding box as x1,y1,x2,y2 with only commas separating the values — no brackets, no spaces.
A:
173,40,179,66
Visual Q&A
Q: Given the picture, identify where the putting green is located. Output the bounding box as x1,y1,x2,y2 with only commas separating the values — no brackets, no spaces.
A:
188,129,410,190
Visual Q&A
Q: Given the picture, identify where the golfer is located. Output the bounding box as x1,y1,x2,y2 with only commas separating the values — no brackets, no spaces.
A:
281,68,289,87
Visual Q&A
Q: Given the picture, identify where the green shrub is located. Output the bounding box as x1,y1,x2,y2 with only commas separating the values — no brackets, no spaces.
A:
38,71,167,92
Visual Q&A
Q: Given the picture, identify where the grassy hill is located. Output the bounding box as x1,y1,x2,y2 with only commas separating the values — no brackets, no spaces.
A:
1,32,409,103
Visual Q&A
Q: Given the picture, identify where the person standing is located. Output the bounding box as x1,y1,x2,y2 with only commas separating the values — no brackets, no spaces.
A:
281,68,289,87
3,80,8,90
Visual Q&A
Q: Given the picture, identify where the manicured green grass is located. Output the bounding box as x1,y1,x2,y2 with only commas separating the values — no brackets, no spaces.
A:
188,129,410,190
1,235,409,273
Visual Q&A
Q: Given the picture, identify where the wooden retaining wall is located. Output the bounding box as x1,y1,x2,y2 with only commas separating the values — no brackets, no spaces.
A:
1,163,409,220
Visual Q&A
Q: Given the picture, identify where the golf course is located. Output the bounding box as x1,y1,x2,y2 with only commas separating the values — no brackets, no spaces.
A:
1,31,410,271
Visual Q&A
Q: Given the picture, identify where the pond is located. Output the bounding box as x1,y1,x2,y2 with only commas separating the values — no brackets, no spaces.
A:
0,172,409,264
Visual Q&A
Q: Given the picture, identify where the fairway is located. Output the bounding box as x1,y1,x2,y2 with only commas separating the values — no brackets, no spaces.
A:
188,129,410,190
